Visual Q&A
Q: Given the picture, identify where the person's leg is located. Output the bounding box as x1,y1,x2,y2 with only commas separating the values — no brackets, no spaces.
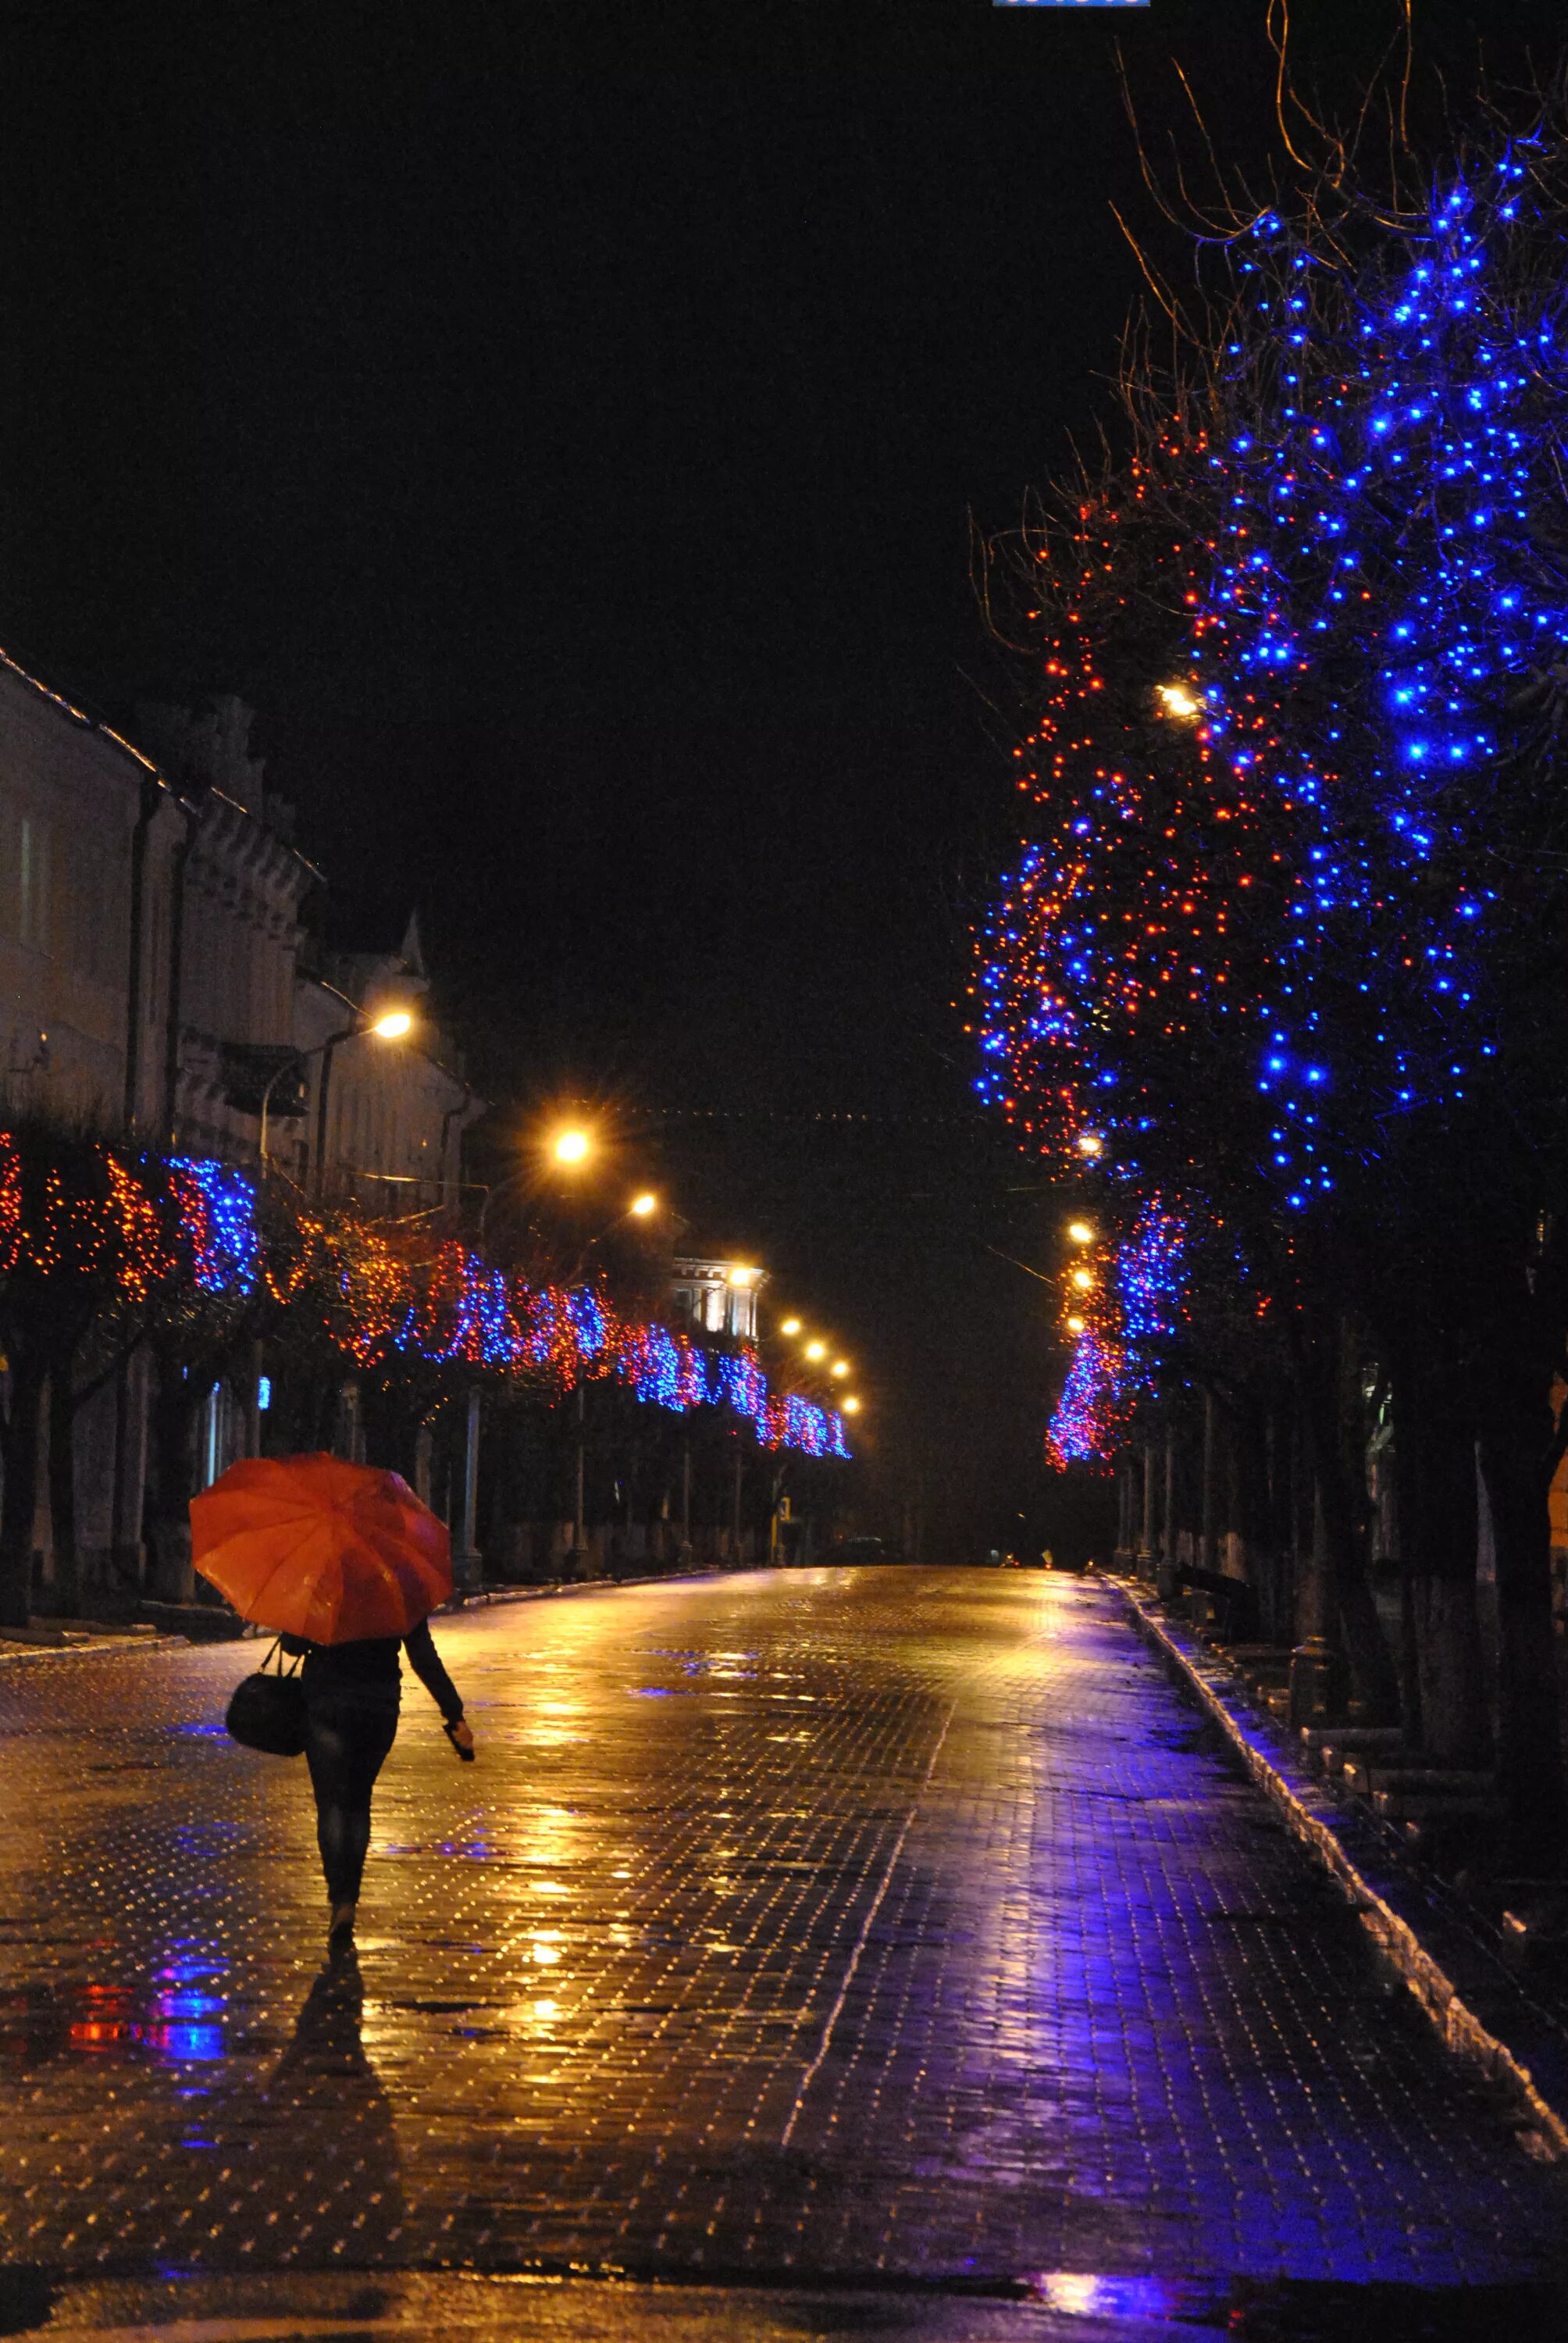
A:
305,1699,397,1931
335,1705,398,1910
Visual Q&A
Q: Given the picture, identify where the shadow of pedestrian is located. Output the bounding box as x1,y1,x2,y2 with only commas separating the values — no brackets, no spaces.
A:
260,1949,406,2263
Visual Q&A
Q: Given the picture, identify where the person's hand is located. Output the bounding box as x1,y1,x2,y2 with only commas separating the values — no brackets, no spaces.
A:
446,1717,476,1762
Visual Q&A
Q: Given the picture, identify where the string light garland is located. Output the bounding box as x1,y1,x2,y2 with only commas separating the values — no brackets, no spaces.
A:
1045,1201,1186,1468
0,1135,851,1457
975,135,1568,1219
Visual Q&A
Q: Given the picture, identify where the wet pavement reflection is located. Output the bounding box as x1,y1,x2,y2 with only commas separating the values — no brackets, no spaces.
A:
0,1567,1564,2298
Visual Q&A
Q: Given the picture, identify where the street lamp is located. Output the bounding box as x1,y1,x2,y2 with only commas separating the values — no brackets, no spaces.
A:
780,1317,802,1336
312,1004,417,1189
1067,1220,1095,1244
831,1360,850,1378
805,1339,827,1362
1071,1268,1096,1293
553,1126,593,1166
630,1191,658,1218
258,1003,415,1172
843,1396,862,1416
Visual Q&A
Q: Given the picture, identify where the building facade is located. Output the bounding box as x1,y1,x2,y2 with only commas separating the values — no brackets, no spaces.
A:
1,662,482,1610
671,1256,764,1341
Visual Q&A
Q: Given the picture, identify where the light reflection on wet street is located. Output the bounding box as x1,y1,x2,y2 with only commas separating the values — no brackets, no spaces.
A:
1,1567,1565,2306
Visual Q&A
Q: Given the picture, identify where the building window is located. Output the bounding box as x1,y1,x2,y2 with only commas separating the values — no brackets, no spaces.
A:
19,815,50,953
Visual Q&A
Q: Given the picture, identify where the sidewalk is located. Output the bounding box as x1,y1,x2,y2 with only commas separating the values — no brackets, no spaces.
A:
1110,1574,1568,2163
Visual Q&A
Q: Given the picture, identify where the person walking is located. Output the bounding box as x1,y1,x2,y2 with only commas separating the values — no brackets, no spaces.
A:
191,1454,477,1953
283,1617,475,1945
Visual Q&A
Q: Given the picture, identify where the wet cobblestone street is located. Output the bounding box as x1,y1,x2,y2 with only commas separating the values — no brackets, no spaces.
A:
2,1566,1565,2310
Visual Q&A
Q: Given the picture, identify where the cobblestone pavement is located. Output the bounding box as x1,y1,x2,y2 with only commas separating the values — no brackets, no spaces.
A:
2,1566,1566,2320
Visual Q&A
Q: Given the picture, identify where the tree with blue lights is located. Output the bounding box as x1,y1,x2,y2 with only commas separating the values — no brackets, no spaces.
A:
979,91,1568,1852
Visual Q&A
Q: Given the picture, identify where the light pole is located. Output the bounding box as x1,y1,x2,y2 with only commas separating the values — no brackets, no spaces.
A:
315,1007,413,1189
258,1005,414,1173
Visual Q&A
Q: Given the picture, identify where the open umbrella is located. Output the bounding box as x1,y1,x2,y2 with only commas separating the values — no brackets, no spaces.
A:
191,1453,453,1644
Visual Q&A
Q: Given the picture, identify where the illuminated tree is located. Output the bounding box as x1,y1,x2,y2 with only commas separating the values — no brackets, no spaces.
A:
978,91,1568,1847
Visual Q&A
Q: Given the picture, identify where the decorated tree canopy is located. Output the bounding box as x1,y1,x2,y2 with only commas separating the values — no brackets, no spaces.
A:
0,1132,851,1460
978,98,1568,1464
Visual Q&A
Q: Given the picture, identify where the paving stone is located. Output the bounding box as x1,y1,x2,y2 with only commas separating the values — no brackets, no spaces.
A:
0,1568,1564,2291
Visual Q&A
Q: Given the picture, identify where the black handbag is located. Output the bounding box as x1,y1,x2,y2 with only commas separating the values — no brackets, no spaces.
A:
226,1639,308,1756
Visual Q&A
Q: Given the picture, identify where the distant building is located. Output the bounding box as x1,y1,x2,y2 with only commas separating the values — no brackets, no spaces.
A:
671,1254,765,1342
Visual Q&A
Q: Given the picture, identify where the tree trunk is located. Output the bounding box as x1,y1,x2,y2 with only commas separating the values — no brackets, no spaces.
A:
1292,1313,1400,1722
1480,1421,1568,1867
0,1350,46,1628
46,1370,80,1620
145,1350,202,1605
1391,1355,1489,1765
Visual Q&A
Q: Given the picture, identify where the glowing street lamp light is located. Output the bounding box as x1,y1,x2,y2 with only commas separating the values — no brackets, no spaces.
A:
726,1265,757,1288
1156,682,1204,719
1071,1268,1096,1293
1076,1132,1104,1160
1066,1314,1087,1335
805,1339,827,1361
1067,1219,1095,1244
842,1396,862,1415
831,1360,850,1378
553,1127,593,1167
630,1191,658,1218
780,1317,802,1336
285,999,416,1184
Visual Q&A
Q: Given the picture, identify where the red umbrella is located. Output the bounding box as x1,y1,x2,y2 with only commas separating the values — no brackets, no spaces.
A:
191,1453,453,1644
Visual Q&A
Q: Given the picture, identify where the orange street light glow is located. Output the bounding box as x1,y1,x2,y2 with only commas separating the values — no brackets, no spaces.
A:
780,1317,802,1336
1076,1132,1104,1158
1067,1220,1094,1244
726,1265,757,1288
1066,1314,1086,1334
805,1339,827,1361
1071,1268,1095,1292
1156,682,1204,719
553,1128,592,1165
630,1192,658,1217
843,1396,861,1414
369,1008,414,1040
831,1360,849,1377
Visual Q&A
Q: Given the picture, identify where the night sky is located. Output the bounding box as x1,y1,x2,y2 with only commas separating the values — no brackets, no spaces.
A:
2,0,1561,1552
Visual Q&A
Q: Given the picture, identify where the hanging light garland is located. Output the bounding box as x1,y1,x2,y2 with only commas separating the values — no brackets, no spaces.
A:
977,137,1568,1220
0,1135,851,1457
1046,1200,1187,1470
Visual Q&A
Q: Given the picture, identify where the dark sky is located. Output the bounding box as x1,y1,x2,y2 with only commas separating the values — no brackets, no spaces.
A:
2,0,1562,1549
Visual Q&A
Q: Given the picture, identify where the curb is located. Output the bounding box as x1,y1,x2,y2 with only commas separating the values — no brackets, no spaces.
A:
444,1564,742,1614
1,1567,749,1662
1108,1573,1568,2163
0,1631,184,1668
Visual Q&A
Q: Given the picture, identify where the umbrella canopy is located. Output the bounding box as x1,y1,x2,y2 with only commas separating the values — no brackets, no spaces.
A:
191,1453,453,1644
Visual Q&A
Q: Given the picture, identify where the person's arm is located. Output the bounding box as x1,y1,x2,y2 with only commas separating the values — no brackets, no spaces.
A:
402,1619,464,1723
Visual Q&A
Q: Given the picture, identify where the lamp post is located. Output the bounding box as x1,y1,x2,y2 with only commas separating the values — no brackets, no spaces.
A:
315,1007,413,1190
258,1005,414,1173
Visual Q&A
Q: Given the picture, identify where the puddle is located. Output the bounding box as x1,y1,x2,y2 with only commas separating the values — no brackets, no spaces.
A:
0,1945,229,2068
1020,2272,1568,2340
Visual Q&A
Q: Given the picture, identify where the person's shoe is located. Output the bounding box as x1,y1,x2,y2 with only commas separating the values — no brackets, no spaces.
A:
328,1901,357,1949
